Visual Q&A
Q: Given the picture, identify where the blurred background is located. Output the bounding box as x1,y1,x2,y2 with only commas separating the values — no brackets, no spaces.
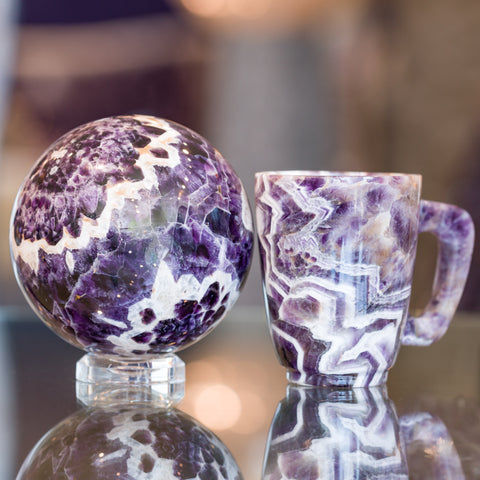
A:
1,0,480,310
1,1,480,478
1,0,480,311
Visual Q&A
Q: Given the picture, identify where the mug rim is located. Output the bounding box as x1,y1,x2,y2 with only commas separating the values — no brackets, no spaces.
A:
255,170,421,179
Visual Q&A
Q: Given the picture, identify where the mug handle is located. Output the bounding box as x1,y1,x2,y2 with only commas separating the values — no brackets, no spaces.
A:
402,200,475,346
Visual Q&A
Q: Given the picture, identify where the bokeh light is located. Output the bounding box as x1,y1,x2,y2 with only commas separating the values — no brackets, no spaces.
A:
194,384,242,430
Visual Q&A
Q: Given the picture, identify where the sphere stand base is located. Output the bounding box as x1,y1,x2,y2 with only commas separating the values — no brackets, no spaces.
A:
75,353,185,408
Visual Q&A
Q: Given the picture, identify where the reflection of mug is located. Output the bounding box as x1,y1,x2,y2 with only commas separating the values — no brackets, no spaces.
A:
263,386,464,480
255,172,474,387
400,412,465,480
16,406,243,480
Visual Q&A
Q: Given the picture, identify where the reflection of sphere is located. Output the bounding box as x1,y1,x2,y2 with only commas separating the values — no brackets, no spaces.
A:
10,115,254,356
17,407,243,479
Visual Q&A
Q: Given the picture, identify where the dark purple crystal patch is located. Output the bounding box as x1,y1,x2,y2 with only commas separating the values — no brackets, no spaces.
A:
10,115,254,356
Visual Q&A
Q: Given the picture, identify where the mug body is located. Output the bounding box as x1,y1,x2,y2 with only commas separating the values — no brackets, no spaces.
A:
255,171,422,387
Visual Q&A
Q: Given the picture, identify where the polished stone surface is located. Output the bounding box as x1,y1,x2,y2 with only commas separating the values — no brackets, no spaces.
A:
10,115,254,357
255,172,474,387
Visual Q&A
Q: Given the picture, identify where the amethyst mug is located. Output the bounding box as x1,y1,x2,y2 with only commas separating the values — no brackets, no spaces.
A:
255,171,474,387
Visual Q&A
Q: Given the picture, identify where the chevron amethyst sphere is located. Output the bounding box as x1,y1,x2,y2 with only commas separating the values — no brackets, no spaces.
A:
10,115,254,356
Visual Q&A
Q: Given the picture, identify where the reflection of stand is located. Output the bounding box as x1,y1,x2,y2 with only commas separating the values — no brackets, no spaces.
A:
76,353,185,407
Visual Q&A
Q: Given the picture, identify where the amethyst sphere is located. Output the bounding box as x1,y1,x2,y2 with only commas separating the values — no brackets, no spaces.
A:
10,115,253,356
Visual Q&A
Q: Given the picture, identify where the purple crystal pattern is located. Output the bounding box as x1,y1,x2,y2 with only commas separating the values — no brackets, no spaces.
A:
264,386,465,479
10,115,253,356
17,406,243,480
255,172,474,387
403,200,474,346
263,386,409,479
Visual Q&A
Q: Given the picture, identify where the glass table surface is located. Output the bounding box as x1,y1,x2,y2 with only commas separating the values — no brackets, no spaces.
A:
1,306,479,479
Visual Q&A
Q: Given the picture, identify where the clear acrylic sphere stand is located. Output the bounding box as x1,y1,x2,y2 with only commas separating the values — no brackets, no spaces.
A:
75,353,185,407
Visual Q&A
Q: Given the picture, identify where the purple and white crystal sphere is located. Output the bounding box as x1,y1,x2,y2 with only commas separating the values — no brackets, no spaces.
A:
10,115,254,357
